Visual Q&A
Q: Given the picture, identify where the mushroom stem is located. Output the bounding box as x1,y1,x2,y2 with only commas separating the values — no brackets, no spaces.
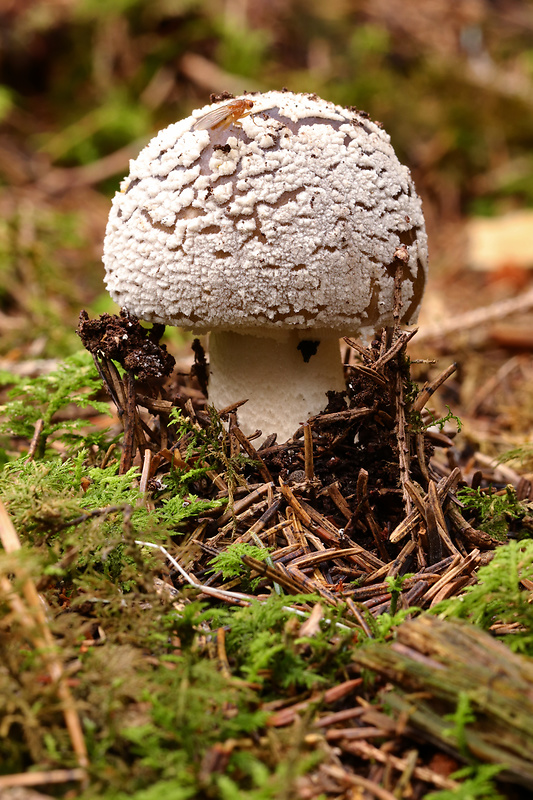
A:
207,331,346,442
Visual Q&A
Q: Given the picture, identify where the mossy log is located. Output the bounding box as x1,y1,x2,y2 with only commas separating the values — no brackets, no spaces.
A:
350,615,533,789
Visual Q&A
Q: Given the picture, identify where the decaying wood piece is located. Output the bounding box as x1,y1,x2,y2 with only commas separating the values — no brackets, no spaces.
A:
350,615,533,789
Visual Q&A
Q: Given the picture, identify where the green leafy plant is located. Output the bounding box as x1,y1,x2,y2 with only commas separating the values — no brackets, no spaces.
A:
443,692,477,757
0,452,224,586
158,489,227,531
210,594,349,691
214,747,324,800
209,542,272,590
369,606,418,641
360,575,419,640
169,406,223,464
120,653,266,769
433,540,533,654
457,485,526,540
0,350,111,458
411,404,463,435
0,455,147,538
426,764,505,800
168,406,255,517
169,406,252,479
385,572,414,616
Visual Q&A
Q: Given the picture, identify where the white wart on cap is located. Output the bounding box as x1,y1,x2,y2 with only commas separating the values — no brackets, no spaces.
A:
103,90,428,441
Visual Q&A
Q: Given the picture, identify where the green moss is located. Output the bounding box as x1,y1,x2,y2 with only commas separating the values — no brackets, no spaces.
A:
456,485,526,541
433,540,533,654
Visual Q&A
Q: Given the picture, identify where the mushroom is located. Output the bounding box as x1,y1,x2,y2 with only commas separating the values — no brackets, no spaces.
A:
103,90,428,442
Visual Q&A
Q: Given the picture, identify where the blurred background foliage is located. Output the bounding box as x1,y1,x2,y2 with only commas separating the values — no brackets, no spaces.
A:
1,0,533,357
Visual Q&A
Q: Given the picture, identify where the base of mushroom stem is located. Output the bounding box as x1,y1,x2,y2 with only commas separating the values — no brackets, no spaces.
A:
207,330,346,443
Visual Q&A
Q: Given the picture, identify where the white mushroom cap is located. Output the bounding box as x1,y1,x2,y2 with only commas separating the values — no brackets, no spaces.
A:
103,90,428,440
